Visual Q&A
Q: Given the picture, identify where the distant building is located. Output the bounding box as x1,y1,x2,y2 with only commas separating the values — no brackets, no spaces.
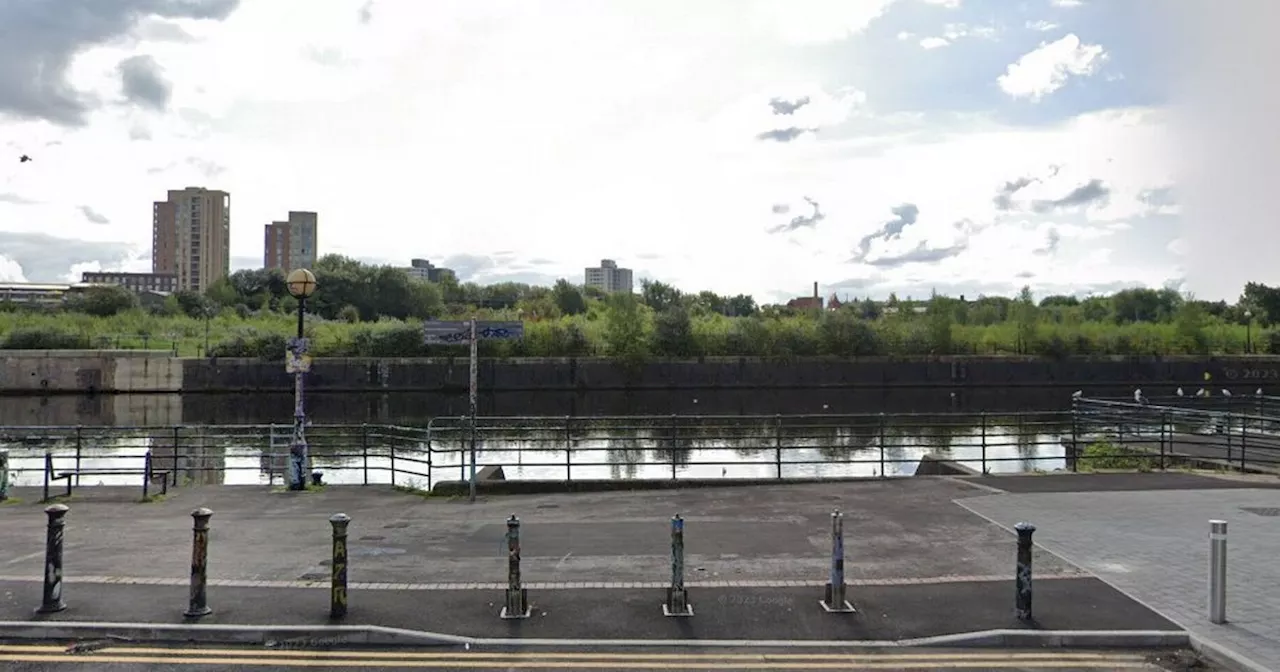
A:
584,259,633,293
0,282,98,307
264,211,319,272
401,258,455,283
153,187,231,293
787,282,825,310
81,271,178,294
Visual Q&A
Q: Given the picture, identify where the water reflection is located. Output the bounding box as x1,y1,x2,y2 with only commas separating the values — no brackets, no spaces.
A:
0,414,1072,489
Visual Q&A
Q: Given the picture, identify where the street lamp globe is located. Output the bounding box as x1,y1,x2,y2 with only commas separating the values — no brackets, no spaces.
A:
286,268,317,299
1245,310,1253,319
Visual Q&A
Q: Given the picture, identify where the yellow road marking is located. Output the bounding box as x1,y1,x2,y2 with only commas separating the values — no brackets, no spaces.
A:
0,645,1149,661
0,654,1158,669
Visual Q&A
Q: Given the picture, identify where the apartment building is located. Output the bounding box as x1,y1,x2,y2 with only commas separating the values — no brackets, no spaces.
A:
584,259,633,293
81,271,178,294
264,211,319,272
401,258,456,283
153,187,230,292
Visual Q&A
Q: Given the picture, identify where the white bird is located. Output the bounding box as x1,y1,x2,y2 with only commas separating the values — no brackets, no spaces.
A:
1071,390,1083,399
1177,387,1184,397
692,398,698,404
1223,389,1232,397
1257,388,1264,397
1196,388,1208,397
822,403,829,410
1134,388,1146,404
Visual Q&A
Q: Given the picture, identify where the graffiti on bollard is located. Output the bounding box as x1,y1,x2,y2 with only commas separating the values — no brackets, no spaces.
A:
500,514,531,619
329,513,351,620
1015,522,1035,622
663,514,693,617
0,448,10,501
820,509,856,613
185,508,213,618
37,504,69,614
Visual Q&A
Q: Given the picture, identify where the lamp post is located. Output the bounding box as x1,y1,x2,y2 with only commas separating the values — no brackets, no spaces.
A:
285,268,318,491
1244,310,1253,354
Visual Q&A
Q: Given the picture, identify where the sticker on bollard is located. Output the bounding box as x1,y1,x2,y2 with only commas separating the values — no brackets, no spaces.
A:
1014,522,1035,623
820,509,856,613
37,504,69,614
500,514,531,619
663,514,693,617
330,513,351,620
185,508,213,618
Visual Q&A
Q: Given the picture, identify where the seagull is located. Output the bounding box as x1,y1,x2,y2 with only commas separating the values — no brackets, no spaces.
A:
1196,388,1208,397
1177,387,1184,397
1071,390,1083,399
1134,388,1146,405
1223,389,1232,397
1257,388,1264,396
18,154,31,163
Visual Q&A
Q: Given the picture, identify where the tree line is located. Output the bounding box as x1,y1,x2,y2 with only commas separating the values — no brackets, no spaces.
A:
2,254,1278,359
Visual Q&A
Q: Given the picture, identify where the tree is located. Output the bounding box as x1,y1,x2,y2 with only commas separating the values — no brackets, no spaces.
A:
602,292,649,363
552,279,587,316
66,286,137,317
640,279,682,312
1014,286,1037,354
653,306,695,356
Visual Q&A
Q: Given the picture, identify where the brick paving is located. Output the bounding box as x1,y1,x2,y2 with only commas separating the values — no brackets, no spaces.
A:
958,488,1280,671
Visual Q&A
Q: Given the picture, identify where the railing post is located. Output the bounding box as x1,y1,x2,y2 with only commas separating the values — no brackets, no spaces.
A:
1015,522,1035,622
980,412,988,474
1239,419,1247,472
564,416,573,482
1208,519,1227,624
501,514,531,619
670,415,679,481
42,452,52,503
1069,399,1079,473
878,413,886,477
330,513,350,620
173,426,182,487
774,414,783,479
74,426,82,487
389,431,397,488
38,503,69,613
143,451,153,499
361,424,369,486
184,508,213,618
663,514,692,616
1159,411,1168,470
821,509,855,613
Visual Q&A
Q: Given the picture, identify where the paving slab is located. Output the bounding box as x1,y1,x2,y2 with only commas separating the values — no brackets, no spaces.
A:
957,488,1280,672
0,579,1177,642
967,472,1280,494
0,480,1083,585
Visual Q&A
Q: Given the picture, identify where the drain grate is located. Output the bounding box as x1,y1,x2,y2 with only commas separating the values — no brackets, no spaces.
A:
382,522,409,529
359,535,386,541
1240,507,1280,517
298,572,327,581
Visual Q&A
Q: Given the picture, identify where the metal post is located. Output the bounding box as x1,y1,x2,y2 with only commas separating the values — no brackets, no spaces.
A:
185,508,213,617
38,504,69,613
564,416,573,482
74,426,82,487
1015,522,1035,622
468,318,478,503
1208,519,1227,624
980,412,987,474
42,452,51,503
361,424,369,486
821,510,855,613
878,413,886,476
143,451,153,499
330,513,350,620
501,514,530,619
774,414,783,479
663,514,693,616
288,297,310,491
670,414,679,481
0,449,9,501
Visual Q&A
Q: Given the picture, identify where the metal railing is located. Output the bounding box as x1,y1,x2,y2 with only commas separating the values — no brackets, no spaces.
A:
0,424,431,495
426,412,1073,482
1071,397,1280,473
0,412,1075,493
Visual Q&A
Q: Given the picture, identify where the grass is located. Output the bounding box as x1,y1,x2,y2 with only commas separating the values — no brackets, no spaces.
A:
138,493,168,504
1079,440,1153,472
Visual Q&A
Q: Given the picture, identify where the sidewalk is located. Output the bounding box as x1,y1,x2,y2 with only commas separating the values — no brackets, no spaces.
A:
0,579,1177,642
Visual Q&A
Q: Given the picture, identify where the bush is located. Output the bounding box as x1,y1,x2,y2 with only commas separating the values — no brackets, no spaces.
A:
1080,440,1150,472
2,327,88,349
208,329,289,360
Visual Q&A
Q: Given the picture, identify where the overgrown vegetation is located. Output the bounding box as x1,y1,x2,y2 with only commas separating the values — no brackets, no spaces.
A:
1079,440,1151,472
1,255,1278,360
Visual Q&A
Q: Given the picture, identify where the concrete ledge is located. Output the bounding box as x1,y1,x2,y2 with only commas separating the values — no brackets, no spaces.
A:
1190,634,1272,672
429,476,899,496
914,454,981,476
0,621,1190,650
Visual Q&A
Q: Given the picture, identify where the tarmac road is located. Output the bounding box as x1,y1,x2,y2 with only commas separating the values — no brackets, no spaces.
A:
0,643,1214,671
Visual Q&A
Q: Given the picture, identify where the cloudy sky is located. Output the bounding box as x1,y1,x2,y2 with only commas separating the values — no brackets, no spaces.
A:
0,0,1273,303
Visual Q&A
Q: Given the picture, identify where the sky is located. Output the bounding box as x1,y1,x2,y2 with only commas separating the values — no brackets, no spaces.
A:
0,0,1273,305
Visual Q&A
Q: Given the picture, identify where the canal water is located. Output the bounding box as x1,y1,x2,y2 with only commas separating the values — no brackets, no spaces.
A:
0,414,1074,489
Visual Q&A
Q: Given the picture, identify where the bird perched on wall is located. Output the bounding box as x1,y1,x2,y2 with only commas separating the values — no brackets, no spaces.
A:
1177,387,1184,397
1257,388,1264,397
1222,389,1232,397
18,155,30,162
1134,388,1147,405
1071,390,1082,399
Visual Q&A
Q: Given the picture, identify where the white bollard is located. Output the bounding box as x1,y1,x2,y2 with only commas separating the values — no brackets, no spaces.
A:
1208,520,1227,624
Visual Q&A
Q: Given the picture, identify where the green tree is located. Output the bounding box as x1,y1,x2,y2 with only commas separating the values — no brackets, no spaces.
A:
653,306,695,356
640,279,682,312
66,286,137,317
602,292,649,363
552,279,587,316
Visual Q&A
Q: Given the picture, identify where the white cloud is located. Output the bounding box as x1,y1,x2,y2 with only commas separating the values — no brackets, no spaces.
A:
1026,20,1059,32
998,34,1107,101
1051,0,1084,7
0,0,1184,300
919,0,961,7
0,255,27,283
920,37,950,49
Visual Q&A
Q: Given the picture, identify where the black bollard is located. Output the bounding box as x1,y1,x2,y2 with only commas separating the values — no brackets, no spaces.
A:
329,513,350,620
37,504,69,613
1015,522,1035,622
821,510,856,613
663,514,693,617
185,508,213,617
500,514,531,619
